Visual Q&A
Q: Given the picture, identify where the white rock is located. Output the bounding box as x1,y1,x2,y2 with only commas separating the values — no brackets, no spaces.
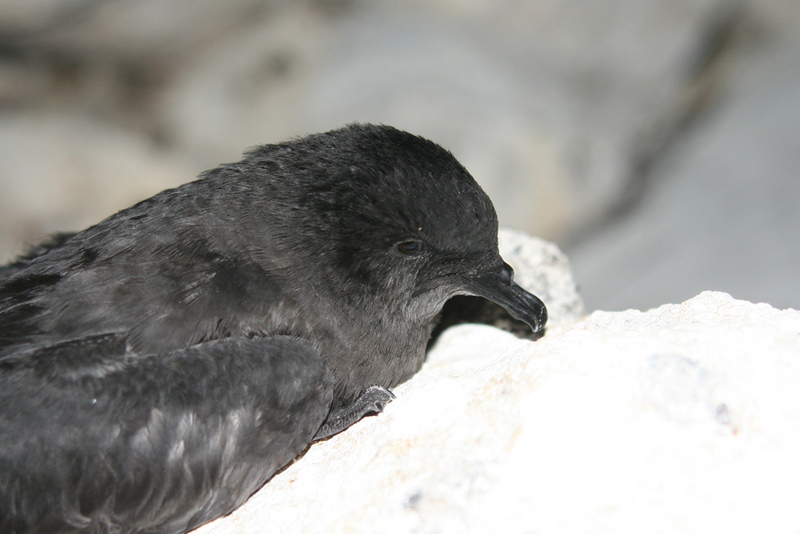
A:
194,284,800,533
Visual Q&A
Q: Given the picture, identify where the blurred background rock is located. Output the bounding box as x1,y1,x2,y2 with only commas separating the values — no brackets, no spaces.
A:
1,0,797,311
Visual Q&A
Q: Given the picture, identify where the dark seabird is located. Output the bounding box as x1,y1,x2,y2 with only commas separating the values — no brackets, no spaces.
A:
0,124,547,533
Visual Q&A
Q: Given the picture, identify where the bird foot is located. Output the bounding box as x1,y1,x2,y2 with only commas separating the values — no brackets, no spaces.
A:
312,385,395,441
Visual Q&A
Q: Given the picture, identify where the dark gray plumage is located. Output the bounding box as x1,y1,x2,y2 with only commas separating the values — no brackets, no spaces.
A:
0,124,547,533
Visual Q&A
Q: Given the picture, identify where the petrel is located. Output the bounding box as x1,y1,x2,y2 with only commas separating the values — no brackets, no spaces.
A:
0,124,547,533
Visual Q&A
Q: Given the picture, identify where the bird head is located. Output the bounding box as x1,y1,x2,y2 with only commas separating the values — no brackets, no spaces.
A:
239,124,547,335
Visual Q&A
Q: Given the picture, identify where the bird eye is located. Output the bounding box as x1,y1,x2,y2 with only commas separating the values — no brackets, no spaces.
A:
397,240,424,256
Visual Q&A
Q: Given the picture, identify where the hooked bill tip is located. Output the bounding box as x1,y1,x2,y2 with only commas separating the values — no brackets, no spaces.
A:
461,270,548,335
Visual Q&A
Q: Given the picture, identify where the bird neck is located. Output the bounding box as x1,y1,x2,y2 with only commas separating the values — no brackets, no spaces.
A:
308,298,436,408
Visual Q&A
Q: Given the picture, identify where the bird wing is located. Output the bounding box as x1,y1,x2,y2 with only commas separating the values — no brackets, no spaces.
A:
0,231,294,360
0,335,333,533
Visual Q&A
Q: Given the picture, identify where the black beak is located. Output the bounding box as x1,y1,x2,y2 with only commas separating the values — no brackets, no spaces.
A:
461,262,548,334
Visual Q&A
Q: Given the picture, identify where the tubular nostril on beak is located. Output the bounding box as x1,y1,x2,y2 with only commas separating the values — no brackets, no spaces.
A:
499,262,514,286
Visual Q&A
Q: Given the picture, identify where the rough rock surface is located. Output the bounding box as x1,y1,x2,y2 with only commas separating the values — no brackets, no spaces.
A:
193,233,800,534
